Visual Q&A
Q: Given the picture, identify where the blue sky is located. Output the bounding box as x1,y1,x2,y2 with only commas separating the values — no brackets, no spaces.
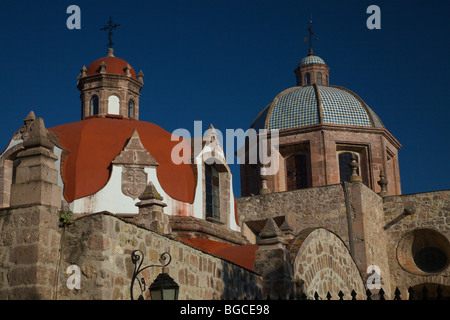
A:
0,0,449,197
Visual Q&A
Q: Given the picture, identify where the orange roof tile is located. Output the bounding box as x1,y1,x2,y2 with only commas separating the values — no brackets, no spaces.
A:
181,238,258,271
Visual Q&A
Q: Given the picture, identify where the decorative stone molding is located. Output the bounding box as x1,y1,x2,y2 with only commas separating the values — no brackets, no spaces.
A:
112,129,158,200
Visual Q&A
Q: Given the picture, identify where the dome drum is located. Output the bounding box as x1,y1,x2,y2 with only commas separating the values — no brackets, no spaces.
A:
78,50,143,120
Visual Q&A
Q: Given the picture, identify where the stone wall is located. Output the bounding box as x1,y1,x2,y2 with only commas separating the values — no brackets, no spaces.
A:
55,213,262,300
382,190,450,295
237,184,351,246
1,208,262,300
237,182,394,297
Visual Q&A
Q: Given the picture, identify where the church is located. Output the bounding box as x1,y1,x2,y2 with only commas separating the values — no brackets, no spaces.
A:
0,21,448,300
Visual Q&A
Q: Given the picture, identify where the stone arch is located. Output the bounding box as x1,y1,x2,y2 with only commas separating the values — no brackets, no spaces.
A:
288,228,365,300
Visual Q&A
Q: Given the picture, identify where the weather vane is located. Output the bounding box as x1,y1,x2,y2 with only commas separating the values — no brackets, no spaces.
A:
101,17,120,48
304,18,319,55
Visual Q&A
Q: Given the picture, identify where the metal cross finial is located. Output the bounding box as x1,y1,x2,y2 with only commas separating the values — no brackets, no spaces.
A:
101,17,120,48
304,19,319,56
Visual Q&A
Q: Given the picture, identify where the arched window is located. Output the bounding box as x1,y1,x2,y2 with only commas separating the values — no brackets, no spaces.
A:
339,152,359,182
286,154,309,190
205,164,220,221
317,72,322,85
89,96,99,116
305,73,311,85
128,99,135,118
107,95,120,115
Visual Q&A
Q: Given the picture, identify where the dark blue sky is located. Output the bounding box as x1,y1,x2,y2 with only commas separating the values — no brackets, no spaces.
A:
0,0,449,197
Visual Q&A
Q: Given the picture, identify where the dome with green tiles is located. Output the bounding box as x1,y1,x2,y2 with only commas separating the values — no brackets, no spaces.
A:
251,85,384,130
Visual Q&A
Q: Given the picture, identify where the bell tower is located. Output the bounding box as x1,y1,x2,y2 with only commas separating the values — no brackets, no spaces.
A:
77,18,144,120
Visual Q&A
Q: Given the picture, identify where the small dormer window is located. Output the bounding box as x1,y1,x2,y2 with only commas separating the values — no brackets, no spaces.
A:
90,96,99,115
305,73,311,85
128,99,135,118
205,164,220,221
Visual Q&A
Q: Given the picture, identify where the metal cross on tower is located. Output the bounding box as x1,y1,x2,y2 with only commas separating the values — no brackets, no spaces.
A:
304,20,319,56
101,17,120,48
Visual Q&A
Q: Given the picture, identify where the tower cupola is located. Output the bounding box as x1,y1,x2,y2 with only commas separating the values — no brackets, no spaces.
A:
294,24,330,86
77,18,144,120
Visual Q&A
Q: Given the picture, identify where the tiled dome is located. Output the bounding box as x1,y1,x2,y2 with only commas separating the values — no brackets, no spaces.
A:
86,53,137,79
251,85,384,130
299,55,326,66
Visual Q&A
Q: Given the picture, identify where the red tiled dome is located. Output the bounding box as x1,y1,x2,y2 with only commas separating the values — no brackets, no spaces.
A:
49,117,195,203
86,56,137,79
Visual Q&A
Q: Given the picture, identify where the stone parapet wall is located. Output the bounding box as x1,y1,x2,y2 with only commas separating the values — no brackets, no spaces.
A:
55,213,261,300
1,208,262,300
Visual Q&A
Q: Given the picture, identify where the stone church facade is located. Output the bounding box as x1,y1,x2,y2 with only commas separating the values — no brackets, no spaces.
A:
0,39,448,300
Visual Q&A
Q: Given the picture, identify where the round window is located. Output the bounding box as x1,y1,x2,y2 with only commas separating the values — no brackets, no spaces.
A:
413,247,448,273
397,228,450,275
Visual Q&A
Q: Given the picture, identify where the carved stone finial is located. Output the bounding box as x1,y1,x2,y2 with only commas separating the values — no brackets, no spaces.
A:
279,219,294,240
377,169,388,196
260,175,270,194
80,65,87,77
100,61,107,73
23,111,36,122
257,218,287,249
107,47,115,57
19,111,36,141
138,70,144,84
22,117,53,150
138,181,164,202
259,218,283,239
123,63,131,77
134,182,170,234
259,167,271,194
349,153,362,183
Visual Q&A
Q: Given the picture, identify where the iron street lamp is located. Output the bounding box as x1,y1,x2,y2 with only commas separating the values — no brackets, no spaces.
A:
130,250,179,300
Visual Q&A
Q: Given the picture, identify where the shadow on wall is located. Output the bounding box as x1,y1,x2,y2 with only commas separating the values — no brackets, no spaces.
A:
219,261,262,300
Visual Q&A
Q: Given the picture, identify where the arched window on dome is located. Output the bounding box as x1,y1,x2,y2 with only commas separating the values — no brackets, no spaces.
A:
286,154,309,190
89,95,99,116
317,72,322,85
305,73,311,85
107,95,120,115
128,99,135,119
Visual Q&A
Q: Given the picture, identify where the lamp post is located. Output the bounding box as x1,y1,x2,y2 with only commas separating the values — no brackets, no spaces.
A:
130,250,179,300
